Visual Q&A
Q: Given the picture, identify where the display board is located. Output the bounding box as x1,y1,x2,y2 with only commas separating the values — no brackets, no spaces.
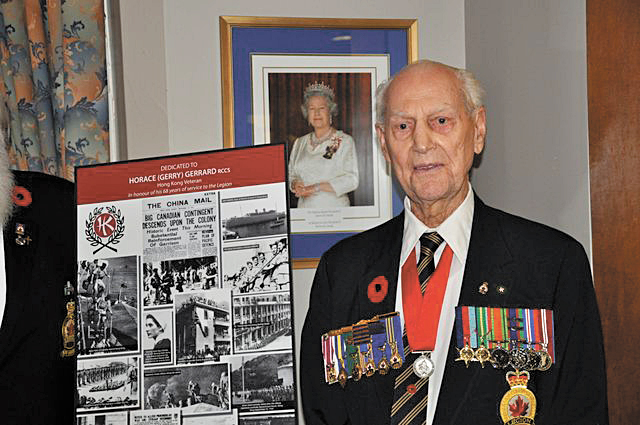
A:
75,144,297,425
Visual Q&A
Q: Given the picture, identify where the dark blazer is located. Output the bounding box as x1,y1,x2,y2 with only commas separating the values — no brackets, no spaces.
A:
300,196,608,425
0,171,76,424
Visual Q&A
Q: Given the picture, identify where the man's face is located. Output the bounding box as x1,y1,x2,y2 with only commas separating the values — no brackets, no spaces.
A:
376,65,486,214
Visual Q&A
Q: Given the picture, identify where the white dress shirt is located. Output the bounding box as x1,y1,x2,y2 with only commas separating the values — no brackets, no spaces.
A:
394,183,474,425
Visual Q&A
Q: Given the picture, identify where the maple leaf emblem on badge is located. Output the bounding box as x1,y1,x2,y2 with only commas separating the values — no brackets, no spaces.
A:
85,206,125,254
509,396,529,417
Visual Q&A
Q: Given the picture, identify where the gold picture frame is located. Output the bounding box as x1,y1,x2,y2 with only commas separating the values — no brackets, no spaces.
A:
219,16,418,268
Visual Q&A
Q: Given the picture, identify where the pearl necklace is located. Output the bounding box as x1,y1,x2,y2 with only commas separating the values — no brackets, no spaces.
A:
310,128,335,148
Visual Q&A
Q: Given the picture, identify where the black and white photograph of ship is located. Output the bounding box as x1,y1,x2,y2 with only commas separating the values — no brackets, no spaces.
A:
220,183,288,239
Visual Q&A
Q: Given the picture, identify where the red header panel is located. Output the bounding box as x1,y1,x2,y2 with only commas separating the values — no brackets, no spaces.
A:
77,145,286,205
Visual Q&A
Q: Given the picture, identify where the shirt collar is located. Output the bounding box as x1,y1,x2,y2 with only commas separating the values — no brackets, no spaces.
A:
401,182,475,266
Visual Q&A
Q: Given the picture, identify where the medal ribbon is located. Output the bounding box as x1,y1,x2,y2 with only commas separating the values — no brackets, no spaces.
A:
401,245,454,351
456,306,466,347
322,335,334,382
455,306,556,363
469,306,477,348
336,333,345,372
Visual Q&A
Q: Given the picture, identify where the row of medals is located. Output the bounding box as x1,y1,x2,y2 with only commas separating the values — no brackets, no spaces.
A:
456,343,552,371
336,342,551,386
336,341,403,386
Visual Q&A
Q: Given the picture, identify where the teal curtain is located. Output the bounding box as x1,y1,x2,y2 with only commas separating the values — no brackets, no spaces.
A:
0,0,109,180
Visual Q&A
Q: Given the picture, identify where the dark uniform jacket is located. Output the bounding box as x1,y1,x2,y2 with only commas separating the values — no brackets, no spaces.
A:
0,171,75,424
301,196,608,425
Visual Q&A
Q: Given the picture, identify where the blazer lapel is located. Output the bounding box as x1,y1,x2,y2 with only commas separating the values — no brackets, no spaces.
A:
354,214,404,423
459,196,516,307
357,213,404,320
436,196,517,423
0,215,38,366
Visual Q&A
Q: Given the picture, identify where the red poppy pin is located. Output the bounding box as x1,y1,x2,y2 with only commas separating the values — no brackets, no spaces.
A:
12,186,32,207
406,384,417,394
367,275,388,303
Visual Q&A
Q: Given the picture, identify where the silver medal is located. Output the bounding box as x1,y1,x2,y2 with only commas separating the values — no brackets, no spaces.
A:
413,353,434,379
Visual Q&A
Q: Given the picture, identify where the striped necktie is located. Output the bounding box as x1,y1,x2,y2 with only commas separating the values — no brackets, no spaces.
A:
391,232,444,425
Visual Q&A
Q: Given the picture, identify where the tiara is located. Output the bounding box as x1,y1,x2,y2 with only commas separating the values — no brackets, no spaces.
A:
305,81,335,99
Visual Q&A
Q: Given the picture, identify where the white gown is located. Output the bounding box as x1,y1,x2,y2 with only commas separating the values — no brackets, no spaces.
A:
288,130,359,208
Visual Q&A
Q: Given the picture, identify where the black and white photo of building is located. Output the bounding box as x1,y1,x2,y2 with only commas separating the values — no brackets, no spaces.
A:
175,290,231,363
233,293,292,353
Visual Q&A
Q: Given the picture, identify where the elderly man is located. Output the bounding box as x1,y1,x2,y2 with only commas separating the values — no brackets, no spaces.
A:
0,145,76,422
300,61,607,425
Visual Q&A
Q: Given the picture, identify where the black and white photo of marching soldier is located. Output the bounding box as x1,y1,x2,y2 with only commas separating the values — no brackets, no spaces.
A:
223,237,290,294
230,353,295,413
143,364,230,414
143,309,174,366
77,356,140,412
175,289,231,364
144,255,220,306
238,413,296,425
233,293,292,353
76,412,128,425
220,182,287,240
77,256,139,356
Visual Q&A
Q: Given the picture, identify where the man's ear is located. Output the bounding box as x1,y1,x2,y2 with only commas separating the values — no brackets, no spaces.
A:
376,124,391,162
473,107,487,154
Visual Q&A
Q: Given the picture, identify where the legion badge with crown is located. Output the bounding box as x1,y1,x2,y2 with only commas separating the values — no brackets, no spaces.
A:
499,370,537,424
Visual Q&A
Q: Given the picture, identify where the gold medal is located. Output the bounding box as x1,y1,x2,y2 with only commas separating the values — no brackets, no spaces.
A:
389,341,403,369
474,344,491,368
455,344,475,367
352,363,362,381
377,343,390,375
326,363,337,383
365,343,376,377
499,370,536,424
338,367,348,388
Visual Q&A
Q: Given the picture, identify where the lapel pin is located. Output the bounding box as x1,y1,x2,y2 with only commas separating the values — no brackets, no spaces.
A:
12,186,32,207
497,285,507,295
478,282,489,295
15,223,32,246
367,275,388,303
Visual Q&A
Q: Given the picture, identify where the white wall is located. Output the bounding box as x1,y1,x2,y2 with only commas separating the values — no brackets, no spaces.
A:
118,1,593,422
118,1,467,422
465,0,592,258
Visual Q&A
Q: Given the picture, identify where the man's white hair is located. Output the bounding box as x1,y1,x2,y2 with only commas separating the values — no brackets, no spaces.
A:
375,60,485,126
0,131,14,228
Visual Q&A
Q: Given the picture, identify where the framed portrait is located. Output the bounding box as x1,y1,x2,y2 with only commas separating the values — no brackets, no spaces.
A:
220,16,418,268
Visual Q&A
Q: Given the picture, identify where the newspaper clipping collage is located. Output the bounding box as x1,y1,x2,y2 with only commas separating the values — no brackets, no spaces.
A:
75,145,297,425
